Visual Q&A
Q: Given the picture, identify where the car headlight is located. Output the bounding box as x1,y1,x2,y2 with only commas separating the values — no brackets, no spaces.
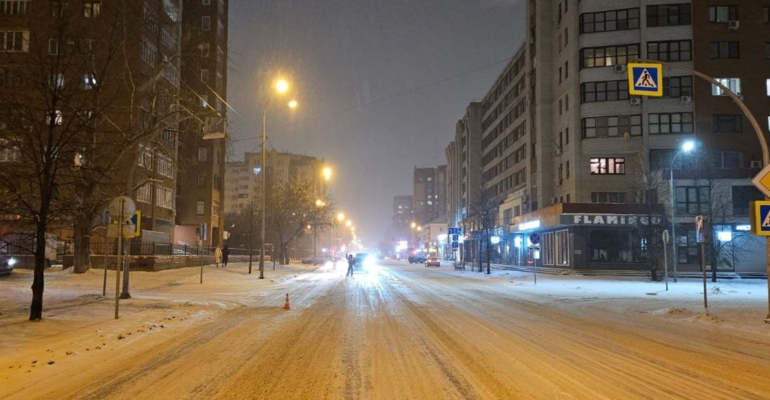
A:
8,258,17,266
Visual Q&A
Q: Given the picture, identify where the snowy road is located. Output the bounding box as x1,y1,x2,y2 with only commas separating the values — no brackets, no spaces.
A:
3,260,770,399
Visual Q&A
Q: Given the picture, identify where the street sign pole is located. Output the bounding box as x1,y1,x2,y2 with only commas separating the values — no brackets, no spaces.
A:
696,216,709,315
662,229,669,291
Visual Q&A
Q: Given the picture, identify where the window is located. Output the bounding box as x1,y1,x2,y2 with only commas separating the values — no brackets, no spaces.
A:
709,6,738,23
213,200,219,217
218,0,224,14
197,201,205,215
582,115,642,138
0,140,20,162
646,4,691,27
157,156,174,177
141,39,158,67
143,5,159,34
711,151,742,169
163,0,179,22
710,41,739,59
580,44,639,68
647,40,692,62
216,47,224,64
48,39,60,55
163,63,180,87
767,79,770,96
218,20,225,37
732,186,763,216
565,161,570,178
0,30,28,52
50,1,66,17
662,76,693,98
136,183,152,204
46,110,63,126
198,175,207,188
565,94,569,111
542,230,569,266
83,74,97,89
161,27,177,50
580,80,629,103
765,7,769,24
592,192,627,203
649,113,694,134
676,186,709,215
712,114,742,133
216,72,223,90
711,78,740,96
198,148,207,162
202,16,211,31
83,1,100,17
580,8,640,34
200,69,209,83
201,94,209,108
200,43,210,57
0,0,30,15
590,158,625,175
156,186,174,209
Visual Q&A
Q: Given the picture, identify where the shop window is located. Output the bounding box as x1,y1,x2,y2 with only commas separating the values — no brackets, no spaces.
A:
588,230,646,263
542,229,569,267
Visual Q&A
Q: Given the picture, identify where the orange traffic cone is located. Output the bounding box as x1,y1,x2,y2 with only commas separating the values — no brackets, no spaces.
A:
283,293,291,310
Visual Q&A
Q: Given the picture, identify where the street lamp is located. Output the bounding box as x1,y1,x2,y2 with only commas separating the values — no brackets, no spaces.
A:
259,78,297,278
670,139,696,282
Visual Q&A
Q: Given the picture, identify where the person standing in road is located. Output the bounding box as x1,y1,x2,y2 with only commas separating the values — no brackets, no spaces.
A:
222,245,230,267
214,246,222,268
346,254,355,277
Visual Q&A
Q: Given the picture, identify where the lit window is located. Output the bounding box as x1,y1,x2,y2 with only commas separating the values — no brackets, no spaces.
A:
589,157,625,175
712,78,741,96
197,201,205,215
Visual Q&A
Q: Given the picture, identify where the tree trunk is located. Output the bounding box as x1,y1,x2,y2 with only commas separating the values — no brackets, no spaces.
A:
73,213,92,273
710,245,718,283
478,238,483,273
30,221,47,321
486,230,491,275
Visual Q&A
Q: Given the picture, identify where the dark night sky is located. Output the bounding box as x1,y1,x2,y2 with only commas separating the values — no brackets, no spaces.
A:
227,0,525,246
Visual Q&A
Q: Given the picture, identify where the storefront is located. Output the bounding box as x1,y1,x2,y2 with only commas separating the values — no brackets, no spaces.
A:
511,204,666,271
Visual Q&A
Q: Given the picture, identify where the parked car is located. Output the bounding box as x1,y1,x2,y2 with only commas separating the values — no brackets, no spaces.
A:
408,252,427,264
425,253,440,267
0,255,17,276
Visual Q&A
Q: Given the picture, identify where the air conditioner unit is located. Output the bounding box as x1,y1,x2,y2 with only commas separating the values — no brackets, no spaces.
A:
613,65,626,74
751,160,762,168
681,96,693,103
630,98,641,106
728,20,740,30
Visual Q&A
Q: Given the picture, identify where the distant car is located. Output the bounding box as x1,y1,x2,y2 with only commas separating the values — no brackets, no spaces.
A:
354,253,372,269
0,255,17,276
425,254,440,267
409,253,427,264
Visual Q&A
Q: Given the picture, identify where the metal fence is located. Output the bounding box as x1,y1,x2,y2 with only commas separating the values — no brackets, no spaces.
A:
63,241,272,258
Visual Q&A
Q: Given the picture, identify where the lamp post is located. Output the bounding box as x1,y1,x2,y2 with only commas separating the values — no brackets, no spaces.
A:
259,79,296,279
670,140,696,283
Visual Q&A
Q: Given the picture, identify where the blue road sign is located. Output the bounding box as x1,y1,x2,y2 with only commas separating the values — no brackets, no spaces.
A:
451,242,459,249
448,227,462,235
529,233,540,245
628,63,663,97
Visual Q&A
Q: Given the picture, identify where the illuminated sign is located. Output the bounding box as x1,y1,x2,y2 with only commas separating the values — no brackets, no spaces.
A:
518,220,541,231
560,214,663,226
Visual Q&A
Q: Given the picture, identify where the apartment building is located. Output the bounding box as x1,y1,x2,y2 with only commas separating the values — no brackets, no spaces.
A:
176,0,229,246
224,150,328,215
0,1,184,243
391,195,413,243
413,167,445,225
445,102,483,229
459,0,768,272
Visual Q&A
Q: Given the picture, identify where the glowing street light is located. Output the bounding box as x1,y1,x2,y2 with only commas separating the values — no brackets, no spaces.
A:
255,77,297,278
337,212,345,221
670,139,697,283
323,167,332,181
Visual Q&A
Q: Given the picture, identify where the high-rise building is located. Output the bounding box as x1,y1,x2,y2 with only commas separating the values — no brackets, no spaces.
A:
176,0,229,246
445,102,483,230
391,195,414,242
414,167,444,225
461,1,768,272
0,1,184,243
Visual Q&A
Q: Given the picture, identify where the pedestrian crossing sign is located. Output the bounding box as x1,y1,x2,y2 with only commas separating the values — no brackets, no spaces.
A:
750,201,770,236
628,63,663,97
